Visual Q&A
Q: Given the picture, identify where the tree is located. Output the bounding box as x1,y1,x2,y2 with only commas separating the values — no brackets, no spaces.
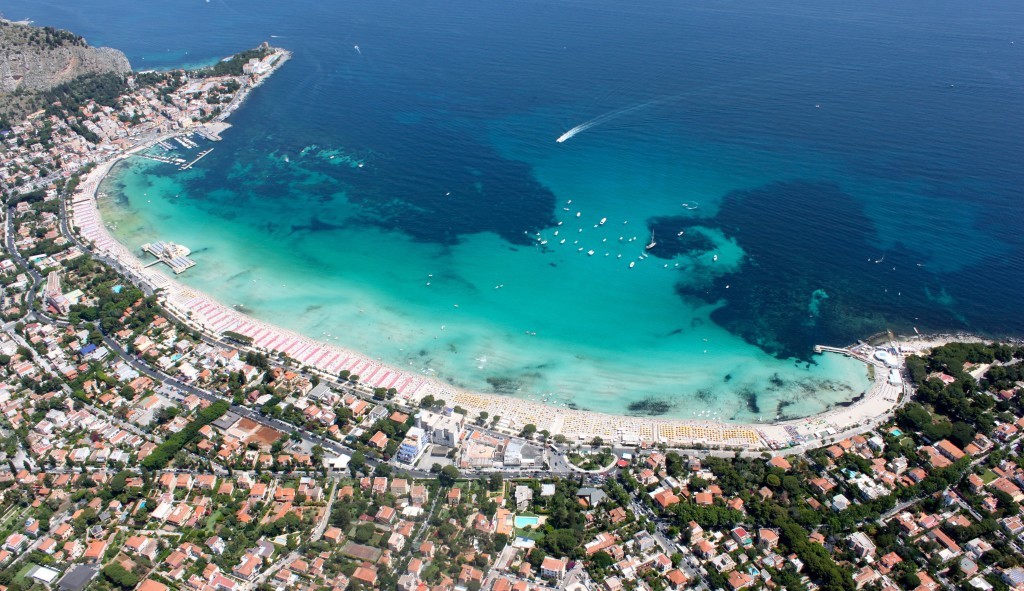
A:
592,551,614,568
354,523,375,544
101,564,138,590
950,421,976,448
521,424,537,439
349,451,366,477
439,465,460,487
543,528,582,556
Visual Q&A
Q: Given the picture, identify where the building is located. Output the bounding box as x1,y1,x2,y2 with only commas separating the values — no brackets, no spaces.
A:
58,565,98,591
416,410,465,447
504,439,541,466
541,556,568,580
515,485,533,511
397,427,429,464
848,532,877,559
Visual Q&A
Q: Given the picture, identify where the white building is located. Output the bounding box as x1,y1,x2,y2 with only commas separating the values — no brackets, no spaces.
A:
397,427,429,464
416,410,465,447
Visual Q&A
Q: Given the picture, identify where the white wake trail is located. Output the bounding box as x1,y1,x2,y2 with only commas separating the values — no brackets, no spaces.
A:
556,97,668,143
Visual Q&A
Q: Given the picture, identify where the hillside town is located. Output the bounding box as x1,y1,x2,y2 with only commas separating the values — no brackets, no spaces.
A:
4,37,1024,591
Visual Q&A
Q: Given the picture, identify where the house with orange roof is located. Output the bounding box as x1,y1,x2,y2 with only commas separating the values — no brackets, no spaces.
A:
352,564,377,586
369,431,388,450
376,506,396,524
458,564,484,586
138,580,169,591
84,538,107,562
391,479,410,496
653,489,680,508
936,440,966,462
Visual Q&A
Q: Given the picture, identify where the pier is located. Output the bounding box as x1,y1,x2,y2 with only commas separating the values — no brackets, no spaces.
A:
814,344,883,367
180,148,213,170
142,241,197,274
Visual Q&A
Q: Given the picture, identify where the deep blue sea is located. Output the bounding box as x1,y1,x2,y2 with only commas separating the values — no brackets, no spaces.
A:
10,0,1023,420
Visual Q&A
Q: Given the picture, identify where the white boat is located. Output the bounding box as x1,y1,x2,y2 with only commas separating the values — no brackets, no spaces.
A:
645,231,657,250
629,261,635,268
713,254,718,262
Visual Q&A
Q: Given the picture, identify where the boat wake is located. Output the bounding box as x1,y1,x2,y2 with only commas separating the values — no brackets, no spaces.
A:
556,97,668,143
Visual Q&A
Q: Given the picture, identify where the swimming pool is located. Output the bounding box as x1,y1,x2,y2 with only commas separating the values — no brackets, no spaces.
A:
514,515,540,528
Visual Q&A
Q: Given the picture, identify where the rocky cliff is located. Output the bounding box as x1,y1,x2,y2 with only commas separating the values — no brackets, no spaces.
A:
0,20,131,93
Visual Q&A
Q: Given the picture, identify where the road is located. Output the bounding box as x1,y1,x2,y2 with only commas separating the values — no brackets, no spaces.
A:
310,478,336,542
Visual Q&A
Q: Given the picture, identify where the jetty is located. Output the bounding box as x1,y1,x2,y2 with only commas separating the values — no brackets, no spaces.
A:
180,148,213,170
142,241,196,274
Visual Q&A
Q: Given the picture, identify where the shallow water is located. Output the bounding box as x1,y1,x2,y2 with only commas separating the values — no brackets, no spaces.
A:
16,0,1021,420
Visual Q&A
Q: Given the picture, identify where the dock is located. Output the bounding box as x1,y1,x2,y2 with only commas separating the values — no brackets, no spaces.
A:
138,153,187,166
174,135,198,149
180,148,213,170
193,127,223,142
142,241,196,274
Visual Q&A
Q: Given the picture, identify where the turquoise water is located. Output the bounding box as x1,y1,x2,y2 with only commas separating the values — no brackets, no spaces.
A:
16,0,1021,421
514,516,540,528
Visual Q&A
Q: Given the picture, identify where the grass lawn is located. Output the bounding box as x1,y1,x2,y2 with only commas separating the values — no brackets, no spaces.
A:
14,563,37,584
205,510,222,531
515,528,545,542
980,469,999,484
569,451,614,471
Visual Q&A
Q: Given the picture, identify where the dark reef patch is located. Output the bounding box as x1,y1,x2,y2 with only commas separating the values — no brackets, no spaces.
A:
694,389,713,404
739,388,760,414
672,180,973,361
645,217,716,259
627,398,672,415
485,376,522,394
290,217,346,234
306,120,558,246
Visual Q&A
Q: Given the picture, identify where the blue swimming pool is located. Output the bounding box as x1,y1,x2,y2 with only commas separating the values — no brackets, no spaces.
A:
515,516,540,528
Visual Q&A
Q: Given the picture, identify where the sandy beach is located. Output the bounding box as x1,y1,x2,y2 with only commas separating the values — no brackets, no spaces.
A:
61,45,936,452
68,151,930,452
